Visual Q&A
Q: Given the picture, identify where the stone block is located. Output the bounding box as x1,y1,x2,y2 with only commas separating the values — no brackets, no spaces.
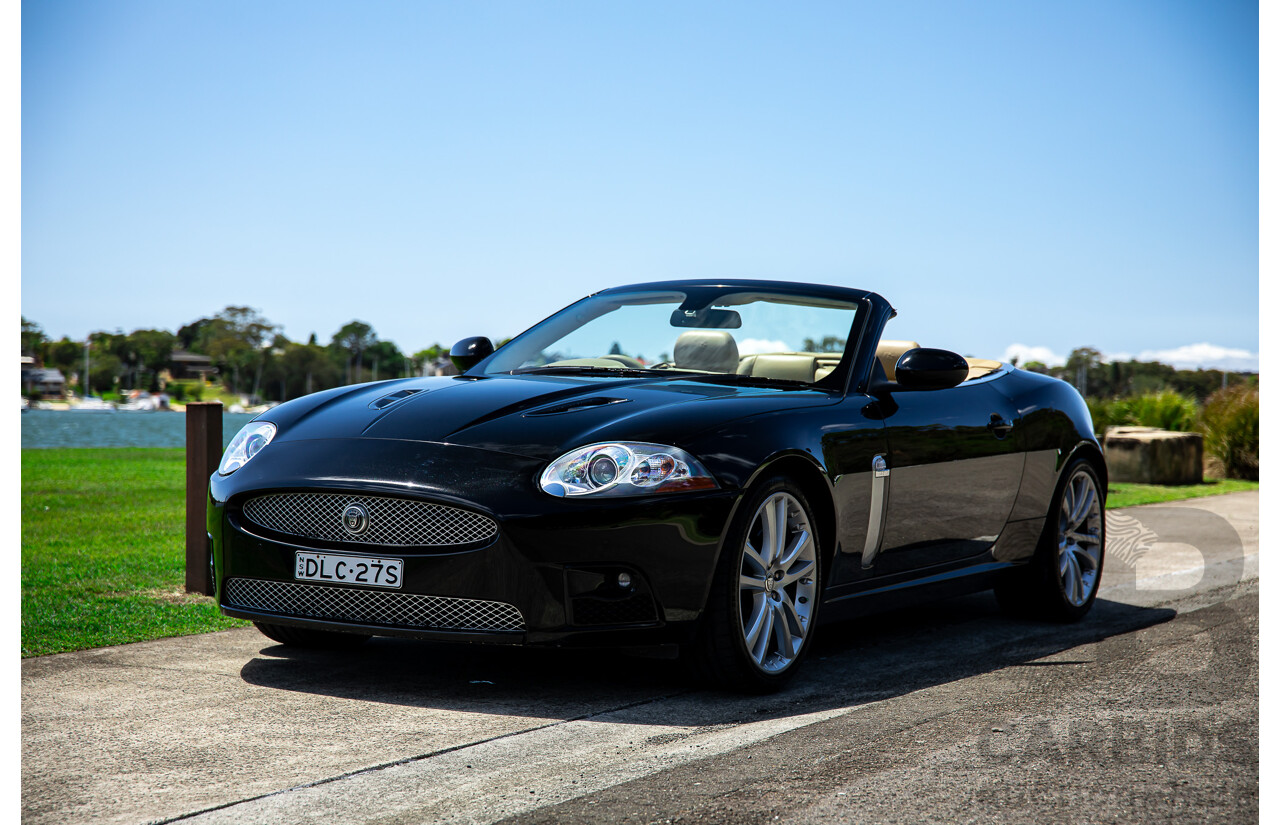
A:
1104,426,1203,485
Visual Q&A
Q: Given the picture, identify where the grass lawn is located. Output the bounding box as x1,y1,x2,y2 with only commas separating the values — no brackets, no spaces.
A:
22,448,249,657
1105,478,1258,509
21,447,1259,657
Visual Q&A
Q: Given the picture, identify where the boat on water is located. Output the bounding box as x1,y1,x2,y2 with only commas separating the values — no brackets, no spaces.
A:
71,396,115,412
117,391,170,412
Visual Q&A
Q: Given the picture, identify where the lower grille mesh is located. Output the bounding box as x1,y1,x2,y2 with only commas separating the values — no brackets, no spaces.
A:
224,578,525,633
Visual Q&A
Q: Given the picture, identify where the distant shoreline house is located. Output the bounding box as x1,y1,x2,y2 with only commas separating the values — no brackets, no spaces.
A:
20,357,66,399
168,351,217,382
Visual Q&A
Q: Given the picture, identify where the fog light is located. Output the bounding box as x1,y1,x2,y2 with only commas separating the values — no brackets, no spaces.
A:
617,572,632,589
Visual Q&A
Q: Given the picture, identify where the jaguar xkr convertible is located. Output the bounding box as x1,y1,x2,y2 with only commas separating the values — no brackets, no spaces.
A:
210,280,1106,691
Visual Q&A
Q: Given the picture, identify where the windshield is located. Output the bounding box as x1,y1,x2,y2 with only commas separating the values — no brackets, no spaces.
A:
482,289,862,386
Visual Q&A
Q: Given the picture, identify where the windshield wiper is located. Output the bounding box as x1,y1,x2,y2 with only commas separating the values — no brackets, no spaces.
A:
677,372,811,388
510,366,683,378
509,366,810,387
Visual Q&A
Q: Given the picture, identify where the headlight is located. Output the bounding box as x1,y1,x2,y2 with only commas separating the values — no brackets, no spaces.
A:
540,442,718,497
218,421,277,475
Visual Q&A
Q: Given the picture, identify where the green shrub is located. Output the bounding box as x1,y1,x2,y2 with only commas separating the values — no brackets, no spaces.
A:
1088,390,1198,434
1199,385,1259,480
165,380,210,402
1116,390,1199,432
1085,398,1114,435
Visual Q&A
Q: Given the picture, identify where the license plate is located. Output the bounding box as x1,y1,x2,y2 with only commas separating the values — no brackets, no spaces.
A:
294,552,403,589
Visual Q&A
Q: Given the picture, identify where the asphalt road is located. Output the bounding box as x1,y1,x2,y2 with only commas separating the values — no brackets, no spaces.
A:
21,492,1259,825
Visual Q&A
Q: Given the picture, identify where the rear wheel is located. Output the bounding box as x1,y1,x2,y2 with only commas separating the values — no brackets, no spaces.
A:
253,621,371,649
691,477,821,692
995,458,1105,621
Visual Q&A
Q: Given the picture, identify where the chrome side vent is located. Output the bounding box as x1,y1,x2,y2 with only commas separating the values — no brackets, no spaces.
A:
525,397,630,417
862,454,890,569
369,389,423,410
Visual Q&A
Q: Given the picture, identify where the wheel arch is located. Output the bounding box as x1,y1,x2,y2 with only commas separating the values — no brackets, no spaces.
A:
1064,440,1108,503
740,451,839,587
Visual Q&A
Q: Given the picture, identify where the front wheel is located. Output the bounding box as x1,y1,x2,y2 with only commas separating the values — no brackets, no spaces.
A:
691,477,822,692
995,458,1106,621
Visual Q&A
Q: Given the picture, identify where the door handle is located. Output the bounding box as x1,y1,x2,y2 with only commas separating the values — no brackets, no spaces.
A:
987,413,1014,439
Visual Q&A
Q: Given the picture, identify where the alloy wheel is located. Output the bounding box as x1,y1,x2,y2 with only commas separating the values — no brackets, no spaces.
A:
1057,468,1103,607
737,492,818,673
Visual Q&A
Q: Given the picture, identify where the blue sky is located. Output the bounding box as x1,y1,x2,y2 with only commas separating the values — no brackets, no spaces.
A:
21,0,1259,369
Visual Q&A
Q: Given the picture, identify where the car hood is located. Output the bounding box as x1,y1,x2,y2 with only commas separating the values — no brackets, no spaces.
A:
263,373,838,461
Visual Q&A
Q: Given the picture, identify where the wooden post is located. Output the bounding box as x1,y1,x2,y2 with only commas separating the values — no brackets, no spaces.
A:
185,402,223,595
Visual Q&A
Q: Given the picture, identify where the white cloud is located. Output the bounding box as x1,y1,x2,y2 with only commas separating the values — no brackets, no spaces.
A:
1003,343,1066,367
1001,342,1259,371
1135,343,1258,371
738,338,792,355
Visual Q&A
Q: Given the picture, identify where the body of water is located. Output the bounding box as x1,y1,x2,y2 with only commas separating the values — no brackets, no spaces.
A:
21,409,260,449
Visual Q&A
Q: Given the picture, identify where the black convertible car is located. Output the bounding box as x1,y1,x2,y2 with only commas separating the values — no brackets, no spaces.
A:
210,280,1106,691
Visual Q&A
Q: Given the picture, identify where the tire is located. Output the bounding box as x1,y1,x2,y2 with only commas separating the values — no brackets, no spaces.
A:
253,621,372,649
994,458,1106,622
690,476,822,692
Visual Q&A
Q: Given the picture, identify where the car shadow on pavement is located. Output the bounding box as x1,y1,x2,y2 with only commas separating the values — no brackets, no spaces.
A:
237,592,1176,727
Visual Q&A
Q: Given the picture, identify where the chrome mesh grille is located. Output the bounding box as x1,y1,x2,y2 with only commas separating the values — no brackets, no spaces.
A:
224,578,525,633
241,493,498,547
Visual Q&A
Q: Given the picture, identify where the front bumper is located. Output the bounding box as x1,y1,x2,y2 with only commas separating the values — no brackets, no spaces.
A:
210,438,737,646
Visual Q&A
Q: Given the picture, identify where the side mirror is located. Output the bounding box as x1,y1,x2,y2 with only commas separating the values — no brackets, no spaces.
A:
449,336,495,372
895,348,968,390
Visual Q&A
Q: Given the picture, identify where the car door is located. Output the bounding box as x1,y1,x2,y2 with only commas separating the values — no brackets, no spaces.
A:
861,379,1023,576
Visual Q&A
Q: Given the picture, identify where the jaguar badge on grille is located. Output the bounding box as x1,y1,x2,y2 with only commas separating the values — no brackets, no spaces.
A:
341,503,370,535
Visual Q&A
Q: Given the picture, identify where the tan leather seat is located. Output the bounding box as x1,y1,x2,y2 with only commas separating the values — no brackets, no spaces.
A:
674,331,739,373
875,340,920,381
736,354,817,382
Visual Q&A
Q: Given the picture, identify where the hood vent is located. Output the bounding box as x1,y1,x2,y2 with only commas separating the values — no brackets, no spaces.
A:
524,396,630,417
368,389,424,411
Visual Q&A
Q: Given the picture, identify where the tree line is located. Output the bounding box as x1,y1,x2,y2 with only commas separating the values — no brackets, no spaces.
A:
21,307,451,403
1018,347,1256,403
21,312,1257,406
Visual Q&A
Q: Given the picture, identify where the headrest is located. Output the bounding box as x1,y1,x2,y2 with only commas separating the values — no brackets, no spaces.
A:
876,340,920,382
674,331,739,373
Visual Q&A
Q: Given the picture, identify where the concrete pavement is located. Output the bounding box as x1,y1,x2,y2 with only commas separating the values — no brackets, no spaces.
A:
506,591,1257,825
21,491,1259,824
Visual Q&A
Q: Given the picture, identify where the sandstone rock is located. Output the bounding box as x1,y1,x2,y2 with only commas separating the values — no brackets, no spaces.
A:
1104,427,1203,485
